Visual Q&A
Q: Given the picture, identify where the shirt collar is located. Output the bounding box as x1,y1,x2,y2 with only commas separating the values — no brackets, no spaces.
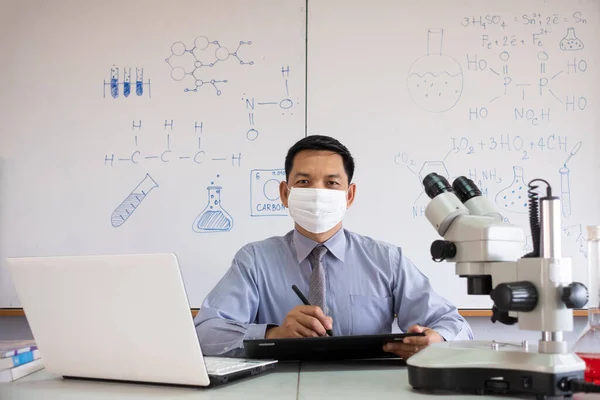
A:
292,227,346,263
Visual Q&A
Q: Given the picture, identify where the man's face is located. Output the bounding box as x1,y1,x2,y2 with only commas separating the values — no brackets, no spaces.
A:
280,150,356,208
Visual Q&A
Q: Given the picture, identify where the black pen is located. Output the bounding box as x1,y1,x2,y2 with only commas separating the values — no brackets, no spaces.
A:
291,284,334,336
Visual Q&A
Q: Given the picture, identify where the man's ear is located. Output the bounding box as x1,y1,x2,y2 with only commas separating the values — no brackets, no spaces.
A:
346,183,356,208
280,181,290,208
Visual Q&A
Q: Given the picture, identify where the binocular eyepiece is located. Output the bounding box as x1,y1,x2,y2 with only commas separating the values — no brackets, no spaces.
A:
423,173,482,203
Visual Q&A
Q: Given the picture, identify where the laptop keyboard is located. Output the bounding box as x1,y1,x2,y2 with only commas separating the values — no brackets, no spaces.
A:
204,357,254,374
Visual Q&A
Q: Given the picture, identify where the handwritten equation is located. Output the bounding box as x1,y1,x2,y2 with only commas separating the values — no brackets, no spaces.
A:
460,12,588,30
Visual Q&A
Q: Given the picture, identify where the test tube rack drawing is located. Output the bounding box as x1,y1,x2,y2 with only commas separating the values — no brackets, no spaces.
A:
165,36,253,96
103,66,151,99
559,141,582,218
192,184,234,233
111,174,159,228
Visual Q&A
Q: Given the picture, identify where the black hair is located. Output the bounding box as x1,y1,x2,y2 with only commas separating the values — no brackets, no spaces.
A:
284,135,355,183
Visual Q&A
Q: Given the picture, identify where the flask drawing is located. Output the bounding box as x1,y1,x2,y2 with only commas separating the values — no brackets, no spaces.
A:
193,185,234,233
111,174,159,228
407,29,463,113
494,166,528,214
559,166,571,217
559,27,584,51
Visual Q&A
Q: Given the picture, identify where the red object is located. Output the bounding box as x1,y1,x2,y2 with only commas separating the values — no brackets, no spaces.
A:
577,353,600,384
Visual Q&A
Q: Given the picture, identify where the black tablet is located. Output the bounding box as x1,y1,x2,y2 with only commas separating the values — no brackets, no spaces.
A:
243,332,425,361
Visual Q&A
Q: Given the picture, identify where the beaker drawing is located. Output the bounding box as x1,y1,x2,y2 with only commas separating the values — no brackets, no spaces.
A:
560,27,584,51
559,166,572,217
111,173,159,228
193,185,234,233
494,166,528,214
407,29,463,113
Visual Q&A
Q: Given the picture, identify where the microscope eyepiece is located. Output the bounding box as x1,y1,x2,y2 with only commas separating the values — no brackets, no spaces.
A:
423,173,453,199
452,176,482,203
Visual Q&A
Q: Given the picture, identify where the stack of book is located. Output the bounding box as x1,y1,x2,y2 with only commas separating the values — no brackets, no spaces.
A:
0,340,44,382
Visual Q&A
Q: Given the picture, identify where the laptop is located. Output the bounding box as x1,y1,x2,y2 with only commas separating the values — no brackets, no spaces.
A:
6,253,277,387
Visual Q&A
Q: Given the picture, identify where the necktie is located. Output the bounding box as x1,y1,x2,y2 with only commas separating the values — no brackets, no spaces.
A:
308,245,328,311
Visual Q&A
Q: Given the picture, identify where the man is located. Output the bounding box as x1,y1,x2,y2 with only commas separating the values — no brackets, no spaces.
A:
195,135,473,358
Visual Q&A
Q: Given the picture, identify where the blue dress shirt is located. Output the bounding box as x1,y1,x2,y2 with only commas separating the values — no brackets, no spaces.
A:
194,228,473,357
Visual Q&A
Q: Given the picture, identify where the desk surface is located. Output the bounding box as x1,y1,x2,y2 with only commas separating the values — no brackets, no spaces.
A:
1,360,599,400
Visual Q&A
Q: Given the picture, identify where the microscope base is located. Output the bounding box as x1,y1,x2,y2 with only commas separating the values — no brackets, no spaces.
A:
407,341,585,399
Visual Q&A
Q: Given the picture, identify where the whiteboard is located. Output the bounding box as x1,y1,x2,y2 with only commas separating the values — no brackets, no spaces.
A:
308,0,600,308
0,0,306,307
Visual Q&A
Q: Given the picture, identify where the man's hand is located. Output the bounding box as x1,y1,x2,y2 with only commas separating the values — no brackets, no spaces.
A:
382,324,443,359
265,305,333,339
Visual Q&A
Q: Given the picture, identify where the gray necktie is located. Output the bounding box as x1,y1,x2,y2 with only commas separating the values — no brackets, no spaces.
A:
308,245,328,311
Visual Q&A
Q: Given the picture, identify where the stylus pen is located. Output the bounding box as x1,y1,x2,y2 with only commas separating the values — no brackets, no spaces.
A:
291,284,334,336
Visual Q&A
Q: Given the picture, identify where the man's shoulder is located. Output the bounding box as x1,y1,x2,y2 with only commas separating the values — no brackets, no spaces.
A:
237,230,294,255
344,229,401,254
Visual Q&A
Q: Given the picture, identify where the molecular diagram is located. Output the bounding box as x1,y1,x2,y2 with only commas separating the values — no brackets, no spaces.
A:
165,36,253,95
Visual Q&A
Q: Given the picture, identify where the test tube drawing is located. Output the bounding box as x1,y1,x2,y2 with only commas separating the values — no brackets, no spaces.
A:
559,141,582,218
123,67,131,98
111,174,159,228
104,66,119,99
136,68,145,97
559,166,571,217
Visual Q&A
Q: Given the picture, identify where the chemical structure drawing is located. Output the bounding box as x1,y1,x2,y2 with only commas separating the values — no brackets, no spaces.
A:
560,27,584,51
111,173,159,228
192,175,234,233
103,66,151,99
563,224,588,259
394,149,454,204
104,120,242,168
467,49,588,109
250,169,287,217
165,36,253,96
494,166,528,214
559,141,582,217
407,29,464,113
243,66,298,141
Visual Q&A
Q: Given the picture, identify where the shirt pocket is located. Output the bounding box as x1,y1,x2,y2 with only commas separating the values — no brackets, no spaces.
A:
349,294,394,335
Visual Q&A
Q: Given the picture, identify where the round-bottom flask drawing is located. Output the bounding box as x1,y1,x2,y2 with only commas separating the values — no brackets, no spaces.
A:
407,29,463,113
495,166,528,214
193,185,234,233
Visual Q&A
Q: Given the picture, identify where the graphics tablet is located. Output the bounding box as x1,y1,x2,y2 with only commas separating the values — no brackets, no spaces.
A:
243,332,425,361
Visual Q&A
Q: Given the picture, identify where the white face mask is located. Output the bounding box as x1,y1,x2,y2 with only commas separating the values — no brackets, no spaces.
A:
287,187,348,234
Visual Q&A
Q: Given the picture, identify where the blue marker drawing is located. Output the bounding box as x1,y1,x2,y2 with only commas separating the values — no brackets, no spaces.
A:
243,66,297,141
104,65,151,99
111,174,159,228
123,67,131,97
165,36,253,95
559,141,582,217
250,169,287,217
407,29,463,113
193,176,233,233
494,166,528,214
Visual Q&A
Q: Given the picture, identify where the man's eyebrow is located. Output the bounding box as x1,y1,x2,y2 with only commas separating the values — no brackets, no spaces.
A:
325,174,341,179
292,172,311,178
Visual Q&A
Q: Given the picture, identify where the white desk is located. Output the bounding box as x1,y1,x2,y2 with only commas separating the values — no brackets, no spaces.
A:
2,361,599,399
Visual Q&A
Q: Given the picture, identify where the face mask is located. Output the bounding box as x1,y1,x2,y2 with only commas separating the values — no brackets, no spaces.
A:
287,187,348,234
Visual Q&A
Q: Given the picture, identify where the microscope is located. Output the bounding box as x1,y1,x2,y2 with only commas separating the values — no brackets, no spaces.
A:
406,173,594,399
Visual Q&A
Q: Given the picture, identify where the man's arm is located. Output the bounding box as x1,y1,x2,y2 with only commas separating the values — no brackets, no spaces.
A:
194,246,268,358
392,249,474,342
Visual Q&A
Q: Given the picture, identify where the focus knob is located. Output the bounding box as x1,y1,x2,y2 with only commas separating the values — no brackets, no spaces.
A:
430,240,457,262
491,282,538,312
561,282,588,309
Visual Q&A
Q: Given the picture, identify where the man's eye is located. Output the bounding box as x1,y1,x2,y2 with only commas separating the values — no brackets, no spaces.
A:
297,180,309,185
327,181,340,186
